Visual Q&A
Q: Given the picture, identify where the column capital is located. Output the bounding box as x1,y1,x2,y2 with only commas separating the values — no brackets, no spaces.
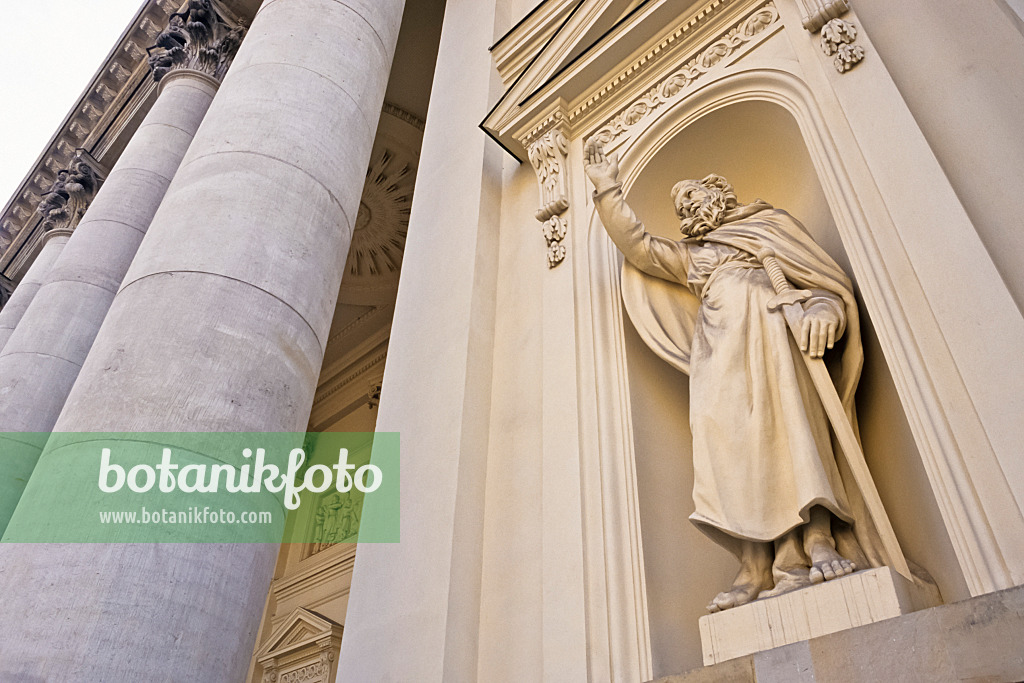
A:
146,0,246,85
36,153,102,234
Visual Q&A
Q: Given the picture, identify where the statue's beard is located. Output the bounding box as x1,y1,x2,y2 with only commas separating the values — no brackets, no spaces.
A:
679,191,728,238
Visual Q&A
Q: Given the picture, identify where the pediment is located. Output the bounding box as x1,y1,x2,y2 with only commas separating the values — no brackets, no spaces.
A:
483,0,780,159
254,607,343,662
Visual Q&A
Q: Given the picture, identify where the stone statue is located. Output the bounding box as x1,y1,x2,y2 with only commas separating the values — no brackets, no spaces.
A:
37,160,100,232
36,170,71,227
147,2,245,83
584,139,892,613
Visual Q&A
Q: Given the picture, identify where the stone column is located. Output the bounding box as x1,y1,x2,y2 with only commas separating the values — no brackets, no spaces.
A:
0,156,102,353
0,0,404,680
0,230,69,352
0,7,241,531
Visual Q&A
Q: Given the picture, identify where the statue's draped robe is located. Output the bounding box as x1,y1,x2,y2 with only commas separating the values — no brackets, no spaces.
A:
594,182,886,568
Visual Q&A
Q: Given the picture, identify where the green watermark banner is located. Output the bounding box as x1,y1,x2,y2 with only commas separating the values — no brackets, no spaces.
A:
0,432,399,544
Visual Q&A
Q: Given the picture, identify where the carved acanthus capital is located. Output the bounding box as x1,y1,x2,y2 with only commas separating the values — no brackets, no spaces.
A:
820,18,865,72
36,152,103,233
526,128,570,268
798,0,850,33
147,0,246,83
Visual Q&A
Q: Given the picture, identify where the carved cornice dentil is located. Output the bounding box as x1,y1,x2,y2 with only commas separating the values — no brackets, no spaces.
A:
527,128,570,268
35,153,103,234
1,0,179,263
589,3,779,148
820,18,865,72
147,0,246,83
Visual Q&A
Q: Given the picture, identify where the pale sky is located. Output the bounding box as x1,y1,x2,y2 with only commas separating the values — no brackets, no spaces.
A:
0,0,145,206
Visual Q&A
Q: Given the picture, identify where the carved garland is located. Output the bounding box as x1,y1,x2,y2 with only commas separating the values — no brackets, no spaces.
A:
146,0,246,83
589,4,779,148
527,129,570,268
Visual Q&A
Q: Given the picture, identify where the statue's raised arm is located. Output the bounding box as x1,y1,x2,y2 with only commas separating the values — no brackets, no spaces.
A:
584,139,690,283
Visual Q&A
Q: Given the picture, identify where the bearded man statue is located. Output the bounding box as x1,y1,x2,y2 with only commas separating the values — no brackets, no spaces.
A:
584,138,894,613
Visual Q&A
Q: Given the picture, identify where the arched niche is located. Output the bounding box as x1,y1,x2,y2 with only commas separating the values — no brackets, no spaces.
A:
586,78,968,677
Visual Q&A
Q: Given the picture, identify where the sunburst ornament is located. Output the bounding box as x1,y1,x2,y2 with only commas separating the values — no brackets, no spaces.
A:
345,149,415,279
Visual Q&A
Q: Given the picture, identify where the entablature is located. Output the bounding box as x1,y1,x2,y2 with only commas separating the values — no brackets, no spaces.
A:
483,0,782,159
0,0,255,283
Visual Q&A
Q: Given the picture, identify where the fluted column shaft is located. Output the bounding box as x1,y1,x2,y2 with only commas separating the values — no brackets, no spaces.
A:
0,0,404,680
0,71,219,531
0,228,72,353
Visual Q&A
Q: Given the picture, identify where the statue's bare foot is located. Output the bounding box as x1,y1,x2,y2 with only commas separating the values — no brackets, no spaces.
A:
757,570,811,600
706,569,773,613
807,540,856,583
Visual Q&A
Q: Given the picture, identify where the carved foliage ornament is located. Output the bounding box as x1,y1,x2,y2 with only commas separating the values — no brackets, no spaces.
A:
820,18,864,72
590,4,779,148
527,129,570,268
147,0,246,82
36,155,101,233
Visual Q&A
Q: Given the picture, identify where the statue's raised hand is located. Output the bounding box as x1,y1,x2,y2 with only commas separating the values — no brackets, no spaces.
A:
584,139,620,192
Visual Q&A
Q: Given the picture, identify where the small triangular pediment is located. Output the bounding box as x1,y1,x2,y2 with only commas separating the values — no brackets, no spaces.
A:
486,0,645,156
484,0,767,158
255,607,343,661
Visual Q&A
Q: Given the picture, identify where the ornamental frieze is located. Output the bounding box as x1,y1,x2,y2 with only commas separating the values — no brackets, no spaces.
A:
589,3,779,148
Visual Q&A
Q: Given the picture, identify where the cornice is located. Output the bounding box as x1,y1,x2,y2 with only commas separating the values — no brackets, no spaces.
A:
491,0,586,89
0,0,186,277
484,0,778,158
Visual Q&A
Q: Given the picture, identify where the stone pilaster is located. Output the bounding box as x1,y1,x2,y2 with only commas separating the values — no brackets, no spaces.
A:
0,4,244,531
0,0,405,680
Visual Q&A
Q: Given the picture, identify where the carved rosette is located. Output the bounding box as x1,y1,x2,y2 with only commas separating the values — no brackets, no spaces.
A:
820,18,865,72
36,154,102,233
146,0,246,83
526,128,570,268
345,149,414,279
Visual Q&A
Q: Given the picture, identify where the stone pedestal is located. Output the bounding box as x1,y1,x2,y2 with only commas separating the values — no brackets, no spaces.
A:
654,583,1024,683
699,567,938,665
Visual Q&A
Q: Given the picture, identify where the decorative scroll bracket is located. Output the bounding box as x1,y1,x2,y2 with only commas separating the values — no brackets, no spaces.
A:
526,127,570,268
797,0,850,33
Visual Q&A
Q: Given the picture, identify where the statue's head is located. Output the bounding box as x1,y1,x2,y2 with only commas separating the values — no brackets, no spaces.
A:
670,174,738,238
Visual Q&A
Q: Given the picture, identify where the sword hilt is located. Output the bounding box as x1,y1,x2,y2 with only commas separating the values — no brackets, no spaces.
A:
758,248,811,310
